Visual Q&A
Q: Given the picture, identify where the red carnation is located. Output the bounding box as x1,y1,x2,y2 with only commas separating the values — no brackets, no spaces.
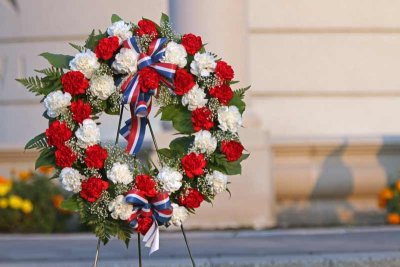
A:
181,33,202,55
95,36,120,60
70,99,91,124
45,120,72,148
215,61,234,81
209,84,233,105
191,107,214,132
136,19,159,38
80,177,109,202
179,188,204,209
181,152,206,178
221,140,244,161
135,174,157,197
55,145,77,168
139,67,160,93
137,216,153,235
84,144,108,169
61,71,89,95
174,69,195,95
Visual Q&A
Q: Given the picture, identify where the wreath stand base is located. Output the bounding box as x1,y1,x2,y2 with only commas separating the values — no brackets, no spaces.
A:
92,106,197,267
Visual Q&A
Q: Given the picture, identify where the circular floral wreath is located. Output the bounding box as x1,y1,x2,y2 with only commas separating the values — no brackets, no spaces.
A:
19,14,249,252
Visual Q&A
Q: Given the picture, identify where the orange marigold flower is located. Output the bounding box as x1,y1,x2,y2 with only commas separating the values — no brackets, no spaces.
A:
52,194,64,209
387,213,400,224
380,188,394,200
378,198,387,208
38,166,55,176
0,176,12,196
18,171,32,181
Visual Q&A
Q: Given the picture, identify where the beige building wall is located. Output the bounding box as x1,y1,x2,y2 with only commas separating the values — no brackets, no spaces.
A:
1,0,398,227
248,0,400,225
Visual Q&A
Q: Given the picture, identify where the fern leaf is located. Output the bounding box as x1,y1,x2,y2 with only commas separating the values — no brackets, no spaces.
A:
16,76,44,96
233,85,251,98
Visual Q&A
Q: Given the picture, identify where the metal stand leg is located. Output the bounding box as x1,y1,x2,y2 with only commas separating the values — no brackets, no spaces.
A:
181,224,196,267
137,232,143,267
93,239,101,267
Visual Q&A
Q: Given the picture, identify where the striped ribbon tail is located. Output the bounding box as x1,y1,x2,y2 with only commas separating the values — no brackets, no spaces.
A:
118,37,177,156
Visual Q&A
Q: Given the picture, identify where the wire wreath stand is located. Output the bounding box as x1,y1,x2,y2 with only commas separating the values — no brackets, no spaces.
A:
92,104,196,267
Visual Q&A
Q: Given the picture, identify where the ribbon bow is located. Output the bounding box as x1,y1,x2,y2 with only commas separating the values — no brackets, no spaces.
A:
125,189,173,254
119,37,177,155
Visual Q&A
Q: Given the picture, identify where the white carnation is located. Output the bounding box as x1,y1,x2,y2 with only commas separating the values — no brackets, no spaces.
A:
162,42,187,68
170,203,189,227
190,52,216,77
107,21,132,44
157,166,183,193
60,167,84,193
112,48,139,74
43,91,71,118
89,75,116,100
107,162,133,185
217,106,242,133
193,130,217,155
75,119,100,148
108,195,133,220
69,50,100,79
181,84,208,111
206,170,228,194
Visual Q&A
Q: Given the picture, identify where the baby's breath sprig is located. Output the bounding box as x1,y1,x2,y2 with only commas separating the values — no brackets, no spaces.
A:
136,35,154,53
214,130,240,142
197,74,221,90
207,98,221,118
89,191,111,220
159,20,181,42
105,145,138,173
59,110,75,129
108,92,122,113
88,94,104,113
95,63,113,76
154,85,179,108
83,168,101,178
114,183,130,197
196,174,215,200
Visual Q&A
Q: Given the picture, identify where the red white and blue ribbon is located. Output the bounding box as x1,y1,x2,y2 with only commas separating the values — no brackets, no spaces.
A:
119,37,177,156
125,189,173,254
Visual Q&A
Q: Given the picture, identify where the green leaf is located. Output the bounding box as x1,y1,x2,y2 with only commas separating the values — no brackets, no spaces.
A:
40,53,73,69
85,30,107,50
111,14,123,23
157,148,175,159
69,42,85,52
60,195,79,212
169,136,194,154
161,105,194,134
35,147,55,169
160,13,170,25
25,132,47,150
229,94,246,114
208,153,249,175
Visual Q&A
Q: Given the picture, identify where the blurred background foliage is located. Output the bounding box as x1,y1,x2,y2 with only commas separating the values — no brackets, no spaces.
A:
0,167,73,233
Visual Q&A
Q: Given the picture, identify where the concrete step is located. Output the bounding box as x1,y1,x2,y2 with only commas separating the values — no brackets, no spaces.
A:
1,227,400,267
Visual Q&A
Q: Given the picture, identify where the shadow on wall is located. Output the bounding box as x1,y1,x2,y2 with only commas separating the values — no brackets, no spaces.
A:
377,135,400,186
277,139,395,227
